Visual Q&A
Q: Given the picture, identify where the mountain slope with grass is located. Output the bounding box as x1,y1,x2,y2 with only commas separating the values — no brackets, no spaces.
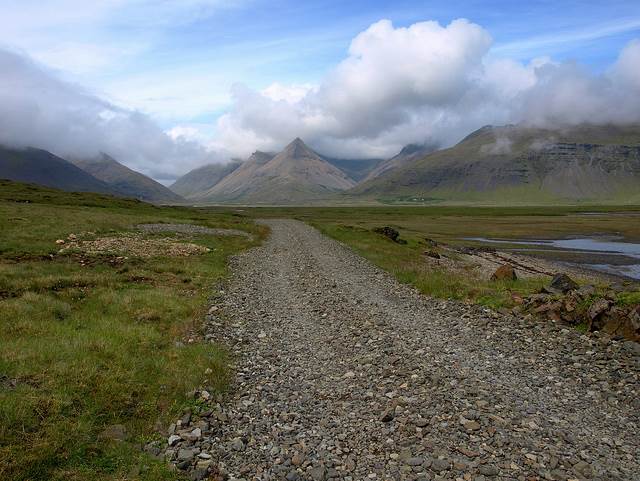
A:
170,160,241,200
72,153,184,203
352,124,640,203
202,138,355,204
0,145,122,196
361,143,437,183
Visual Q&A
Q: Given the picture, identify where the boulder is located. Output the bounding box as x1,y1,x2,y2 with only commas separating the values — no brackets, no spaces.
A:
549,273,579,293
373,226,400,242
588,298,611,320
490,264,517,281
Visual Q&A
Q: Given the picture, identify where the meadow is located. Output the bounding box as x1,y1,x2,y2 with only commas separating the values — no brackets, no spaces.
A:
0,181,266,481
3,183,640,480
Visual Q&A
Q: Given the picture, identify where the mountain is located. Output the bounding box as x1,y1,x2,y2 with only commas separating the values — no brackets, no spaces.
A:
352,124,640,204
195,151,275,202
321,156,383,182
201,138,355,204
170,160,241,200
361,143,437,183
72,153,184,203
0,145,121,196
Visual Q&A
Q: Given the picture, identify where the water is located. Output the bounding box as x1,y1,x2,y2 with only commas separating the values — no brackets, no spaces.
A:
465,236,640,280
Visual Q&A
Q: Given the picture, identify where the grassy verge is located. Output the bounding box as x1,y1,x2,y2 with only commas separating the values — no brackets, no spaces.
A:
232,205,640,309
0,181,266,481
311,223,548,309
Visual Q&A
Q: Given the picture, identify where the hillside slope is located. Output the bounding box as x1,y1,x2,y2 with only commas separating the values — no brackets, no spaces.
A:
170,161,241,200
202,139,355,204
361,143,437,183
352,124,640,203
0,145,121,196
72,153,184,203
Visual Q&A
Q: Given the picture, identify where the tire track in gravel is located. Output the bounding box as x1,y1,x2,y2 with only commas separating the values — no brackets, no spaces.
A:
166,219,639,481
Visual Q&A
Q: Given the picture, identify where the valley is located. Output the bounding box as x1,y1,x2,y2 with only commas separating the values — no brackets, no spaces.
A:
1,181,639,481
3,3,640,480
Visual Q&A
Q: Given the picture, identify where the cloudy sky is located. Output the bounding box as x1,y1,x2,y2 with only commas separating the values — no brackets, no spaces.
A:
1,0,639,182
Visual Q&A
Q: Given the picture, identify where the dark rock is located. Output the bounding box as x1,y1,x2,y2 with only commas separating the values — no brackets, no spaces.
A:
479,464,499,476
622,340,640,356
549,273,579,293
191,468,209,480
181,410,192,427
310,465,326,481
373,226,400,242
588,298,611,320
490,264,517,281
431,458,450,472
178,448,197,461
380,408,395,422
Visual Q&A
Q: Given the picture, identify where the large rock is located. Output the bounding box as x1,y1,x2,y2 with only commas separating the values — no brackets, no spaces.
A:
490,264,517,281
588,298,611,320
373,226,400,242
549,273,579,293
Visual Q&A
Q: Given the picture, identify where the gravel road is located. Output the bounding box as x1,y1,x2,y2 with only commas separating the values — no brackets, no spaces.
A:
165,219,639,481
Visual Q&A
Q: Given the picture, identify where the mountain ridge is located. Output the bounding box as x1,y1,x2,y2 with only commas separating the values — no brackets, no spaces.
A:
0,145,123,196
170,160,242,200
351,123,640,203
197,139,355,204
72,153,184,203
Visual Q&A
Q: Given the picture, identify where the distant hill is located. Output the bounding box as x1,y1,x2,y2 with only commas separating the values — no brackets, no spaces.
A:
201,138,355,204
0,145,121,196
72,153,184,203
170,160,242,200
361,143,437,183
352,124,640,204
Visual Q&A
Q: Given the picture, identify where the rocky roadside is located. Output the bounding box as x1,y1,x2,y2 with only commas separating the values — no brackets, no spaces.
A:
516,274,640,342
150,220,639,481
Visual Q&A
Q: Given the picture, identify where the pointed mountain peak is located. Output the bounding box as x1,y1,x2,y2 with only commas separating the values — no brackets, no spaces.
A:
283,137,316,158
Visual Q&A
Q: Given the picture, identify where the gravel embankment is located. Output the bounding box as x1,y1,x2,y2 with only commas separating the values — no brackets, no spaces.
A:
163,219,639,481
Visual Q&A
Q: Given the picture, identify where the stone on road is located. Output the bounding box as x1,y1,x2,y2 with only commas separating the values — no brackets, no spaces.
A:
174,219,639,481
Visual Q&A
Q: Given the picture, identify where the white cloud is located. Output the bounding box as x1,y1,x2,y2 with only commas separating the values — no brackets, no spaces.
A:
2,13,640,180
215,18,640,159
0,47,222,179
216,19,496,157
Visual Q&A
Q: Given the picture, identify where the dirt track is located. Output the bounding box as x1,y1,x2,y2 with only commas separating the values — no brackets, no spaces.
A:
169,219,639,481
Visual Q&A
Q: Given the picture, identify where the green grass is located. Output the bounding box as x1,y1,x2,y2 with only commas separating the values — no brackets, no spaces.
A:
0,181,266,481
310,223,548,309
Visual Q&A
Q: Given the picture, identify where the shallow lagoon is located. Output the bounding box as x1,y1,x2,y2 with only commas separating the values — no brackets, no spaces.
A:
466,236,640,280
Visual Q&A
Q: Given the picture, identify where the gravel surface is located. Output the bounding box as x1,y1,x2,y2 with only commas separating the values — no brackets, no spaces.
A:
137,223,251,237
164,219,639,481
